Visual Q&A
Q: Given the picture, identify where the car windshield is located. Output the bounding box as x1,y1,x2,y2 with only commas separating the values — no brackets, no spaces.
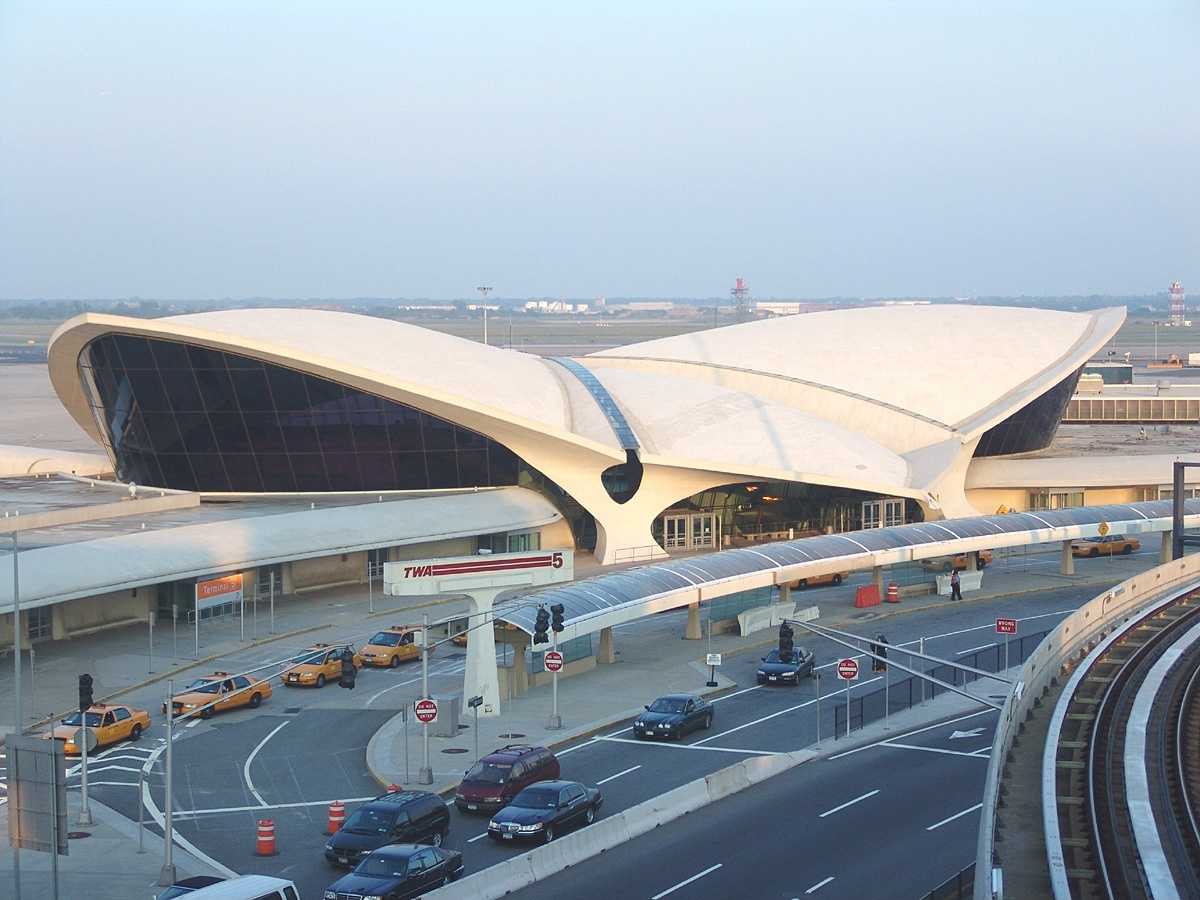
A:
182,680,220,693
61,711,102,727
369,632,401,647
343,807,397,835
354,853,411,878
764,650,789,663
289,651,323,664
648,698,686,714
512,787,559,809
464,762,511,784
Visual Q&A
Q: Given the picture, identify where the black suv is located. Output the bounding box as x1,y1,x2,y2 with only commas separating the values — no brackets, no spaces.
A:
324,790,449,869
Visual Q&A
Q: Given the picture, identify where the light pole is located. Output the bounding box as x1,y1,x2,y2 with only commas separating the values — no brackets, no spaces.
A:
367,558,374,615
159,679,177,886
477,286,493,345
418,612,433,784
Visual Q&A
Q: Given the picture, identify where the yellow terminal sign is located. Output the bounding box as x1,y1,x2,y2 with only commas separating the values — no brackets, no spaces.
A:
1098,521,1110,537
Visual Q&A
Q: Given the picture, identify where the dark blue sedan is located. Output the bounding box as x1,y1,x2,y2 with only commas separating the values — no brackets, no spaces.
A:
756,647,815,685
323,844,463,899
633,693,713,740
487,780,602,843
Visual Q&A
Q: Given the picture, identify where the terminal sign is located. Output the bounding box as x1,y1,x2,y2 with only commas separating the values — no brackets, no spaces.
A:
543,651,564,673
384,550,573,597
414,698,438,724
995,617,1018,635
837,658,859,681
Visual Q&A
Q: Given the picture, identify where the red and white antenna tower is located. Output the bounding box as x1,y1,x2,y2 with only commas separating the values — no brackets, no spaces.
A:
731,277,753,321
1169,281,1186,327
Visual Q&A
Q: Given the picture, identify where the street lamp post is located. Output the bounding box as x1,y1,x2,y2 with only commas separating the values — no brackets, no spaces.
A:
477,286,493,345
159,679,177,886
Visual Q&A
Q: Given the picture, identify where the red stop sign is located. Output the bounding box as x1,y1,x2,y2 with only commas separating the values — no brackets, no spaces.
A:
544,651,564,673
837,658,859,680
414,698,438,724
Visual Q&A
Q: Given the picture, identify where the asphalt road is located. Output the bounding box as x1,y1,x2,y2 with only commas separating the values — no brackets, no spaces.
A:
65,575,1131,900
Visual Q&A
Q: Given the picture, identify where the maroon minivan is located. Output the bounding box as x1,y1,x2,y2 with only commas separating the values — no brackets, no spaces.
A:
454,745,560,813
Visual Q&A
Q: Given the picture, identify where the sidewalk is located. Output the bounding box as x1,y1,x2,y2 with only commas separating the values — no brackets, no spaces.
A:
0,790,217,898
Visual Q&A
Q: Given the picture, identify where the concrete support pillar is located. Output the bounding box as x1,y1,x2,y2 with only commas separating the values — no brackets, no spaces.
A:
597,626,616,664
872,567,884,594
1161,530,1173,563
463,588,502,717
777,582,791,608
506,630,530,699
685,602,702,640
1060,541,1075,576
966,551,979,573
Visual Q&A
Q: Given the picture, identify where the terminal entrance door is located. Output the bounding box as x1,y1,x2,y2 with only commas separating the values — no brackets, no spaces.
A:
664,515,687,549
660,512,719,551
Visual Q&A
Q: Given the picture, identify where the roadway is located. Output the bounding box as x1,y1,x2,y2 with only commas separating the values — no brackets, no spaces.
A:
63,577,1124,899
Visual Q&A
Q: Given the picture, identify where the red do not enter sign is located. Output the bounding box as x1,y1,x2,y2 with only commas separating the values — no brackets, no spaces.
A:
837,658,859,680
414,698,438,724
544,650,564,673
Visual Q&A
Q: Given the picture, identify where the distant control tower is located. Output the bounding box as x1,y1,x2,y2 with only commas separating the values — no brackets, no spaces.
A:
731,277,753,322
1169,281,1186,326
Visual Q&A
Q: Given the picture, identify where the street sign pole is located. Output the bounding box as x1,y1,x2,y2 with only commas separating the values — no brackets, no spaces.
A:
148,611,155,673
845,678,851,739
468,695,484,763
269,571,275,634
814,672,821,746
49,739,60,900
368,561,374,615
172,603,178,660
78,719,92,827
884,670,890,732
159,679,176,886
548,631,562,730
919,636,926,703
419,612,432,784
402,706,410,784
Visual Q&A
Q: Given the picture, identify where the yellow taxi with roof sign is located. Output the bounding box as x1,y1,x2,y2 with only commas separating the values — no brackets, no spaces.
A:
360,625,429,668
163,671,273,719
42,703,151,755
281,642,362,687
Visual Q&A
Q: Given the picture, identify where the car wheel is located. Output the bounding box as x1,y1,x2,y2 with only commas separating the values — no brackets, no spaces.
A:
248,692,262,708
543,826,555,844
316,674,325,688
130,724,143,741
431,830,444,847
1090,548,1100,558
1121,544,1132,555
201,706,215,719
831,574,843,585
585,806,596,825
389,654,401,669
797,579,808,589
703,713,713,730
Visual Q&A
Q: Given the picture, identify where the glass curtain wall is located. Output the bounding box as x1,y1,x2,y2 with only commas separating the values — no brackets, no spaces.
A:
973,369,1082,457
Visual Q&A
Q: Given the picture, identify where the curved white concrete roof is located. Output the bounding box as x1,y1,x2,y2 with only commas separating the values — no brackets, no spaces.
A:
0,444,111,478
0,486,561,612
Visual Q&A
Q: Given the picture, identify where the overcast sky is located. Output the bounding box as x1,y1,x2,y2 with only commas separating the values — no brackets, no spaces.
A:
1,2,1197,300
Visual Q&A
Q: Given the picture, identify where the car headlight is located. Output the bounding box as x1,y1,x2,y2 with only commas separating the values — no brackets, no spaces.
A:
325,840,333,850
183,704,196,710
634,720,644,727
485,795,502,803
757,670,767,676
324,892,337,900
364,896,382,900
518,822,544,832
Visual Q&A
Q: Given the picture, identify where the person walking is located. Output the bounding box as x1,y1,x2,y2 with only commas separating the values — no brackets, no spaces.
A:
950,567,962,601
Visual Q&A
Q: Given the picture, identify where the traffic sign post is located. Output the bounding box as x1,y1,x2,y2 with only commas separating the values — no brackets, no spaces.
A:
996,618,1018,671
418,612,433,784
837,658,858,738
547,632,562,731
814,671,821,746
705,652,721,688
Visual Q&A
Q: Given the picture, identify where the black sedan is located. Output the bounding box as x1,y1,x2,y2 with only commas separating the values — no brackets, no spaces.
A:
488,780,602,843
756,647,814,685
632,693,713,740
323,844,463,900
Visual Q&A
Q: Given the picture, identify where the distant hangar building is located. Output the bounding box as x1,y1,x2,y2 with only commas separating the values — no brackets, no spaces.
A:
47,304,1124,565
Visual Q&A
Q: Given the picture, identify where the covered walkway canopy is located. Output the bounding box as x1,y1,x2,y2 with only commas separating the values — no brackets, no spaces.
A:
495,500,1200,642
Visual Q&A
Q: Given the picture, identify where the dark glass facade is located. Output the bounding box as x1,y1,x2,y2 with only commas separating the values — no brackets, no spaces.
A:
80,334,524,493
973,369,1082,457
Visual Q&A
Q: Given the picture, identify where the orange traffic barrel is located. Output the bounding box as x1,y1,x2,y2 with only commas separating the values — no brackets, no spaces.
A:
885,582,900,603
327,800,346,834
255,819,276,856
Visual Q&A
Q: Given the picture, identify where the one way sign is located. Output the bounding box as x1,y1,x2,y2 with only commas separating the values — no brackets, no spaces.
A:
949,727,986,740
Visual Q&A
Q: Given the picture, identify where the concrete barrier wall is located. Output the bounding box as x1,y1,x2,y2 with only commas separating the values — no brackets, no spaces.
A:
736,602,819,637
428,750,815,900
973,554,1200,900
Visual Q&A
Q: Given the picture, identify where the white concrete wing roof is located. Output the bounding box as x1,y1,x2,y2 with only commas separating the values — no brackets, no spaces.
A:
0,486,561,611
0,444,111,478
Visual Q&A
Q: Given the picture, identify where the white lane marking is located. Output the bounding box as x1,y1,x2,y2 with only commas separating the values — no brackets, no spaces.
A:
805,876,835,894
651,863,723,899
817,789,879,818
173,795,379,819
956,643,996,655
69,780,140,788
72,764,144,776
244,721,289,807
595,736,775,756
555,739,597,757
466,832,490,843
926,802,983,831
365,663,465,705
691,677,882,746
596,765,642,785
185,719,202,729
140,744,238,878
878,741,992,760
827,709,994,760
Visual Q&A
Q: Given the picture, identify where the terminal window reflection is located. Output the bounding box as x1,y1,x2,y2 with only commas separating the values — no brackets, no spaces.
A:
973,369,1081,458
80,334,523,493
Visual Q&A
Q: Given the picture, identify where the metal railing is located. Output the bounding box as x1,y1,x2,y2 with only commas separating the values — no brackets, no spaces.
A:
922,864,975,900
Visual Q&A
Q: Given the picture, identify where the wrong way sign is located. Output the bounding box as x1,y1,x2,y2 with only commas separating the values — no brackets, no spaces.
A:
414,698,438,724
995,617,1018,635
837,658,859,680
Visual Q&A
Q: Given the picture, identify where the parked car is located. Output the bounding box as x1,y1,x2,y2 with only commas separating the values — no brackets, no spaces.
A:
789,571,848,589
43,703,150,755
633,693,713,740
455,744,560,813
920,550,993,572
360,625,427,668
163,672,271,719
1071,535,1140,557
323,844,463,900
756,647,815,685
155,876,225,899
324,789,449,868
281,642,362,688
488,779,603,844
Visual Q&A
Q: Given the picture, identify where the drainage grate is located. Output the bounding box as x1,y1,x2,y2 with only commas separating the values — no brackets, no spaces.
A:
441,748,469,754
283,707,303,714
67,831,91,840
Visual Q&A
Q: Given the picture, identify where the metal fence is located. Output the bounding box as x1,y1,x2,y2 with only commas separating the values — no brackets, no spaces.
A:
833,629,1050,738
527,634,593,673
921,863,975,900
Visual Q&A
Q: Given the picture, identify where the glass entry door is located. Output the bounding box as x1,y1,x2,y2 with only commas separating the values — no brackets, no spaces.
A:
691,514,716,549
664,515,688,549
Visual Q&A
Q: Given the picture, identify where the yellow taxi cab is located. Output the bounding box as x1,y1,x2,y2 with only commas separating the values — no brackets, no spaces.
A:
1071,535,1141,558
788,571,850,590
360,625,429,668
451,630,468,647
281,642,363,688
42,703,151,755
163,671,273,719
921,549,994,572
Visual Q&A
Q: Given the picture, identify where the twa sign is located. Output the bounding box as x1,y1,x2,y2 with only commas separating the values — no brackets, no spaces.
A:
384,550,573,596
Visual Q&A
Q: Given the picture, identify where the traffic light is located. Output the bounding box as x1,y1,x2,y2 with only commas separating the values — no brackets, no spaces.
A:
779,622,794,661
533,606,550,645
550,603,565,633
339,648,357,689
871,634,889,672
78,673,94,713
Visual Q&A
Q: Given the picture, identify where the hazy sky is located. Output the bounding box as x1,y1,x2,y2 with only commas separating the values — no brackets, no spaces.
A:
2,2,1197,300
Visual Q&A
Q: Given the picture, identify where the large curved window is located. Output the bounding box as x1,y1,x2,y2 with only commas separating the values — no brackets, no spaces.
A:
973,369,1081,457
80,334,523,493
